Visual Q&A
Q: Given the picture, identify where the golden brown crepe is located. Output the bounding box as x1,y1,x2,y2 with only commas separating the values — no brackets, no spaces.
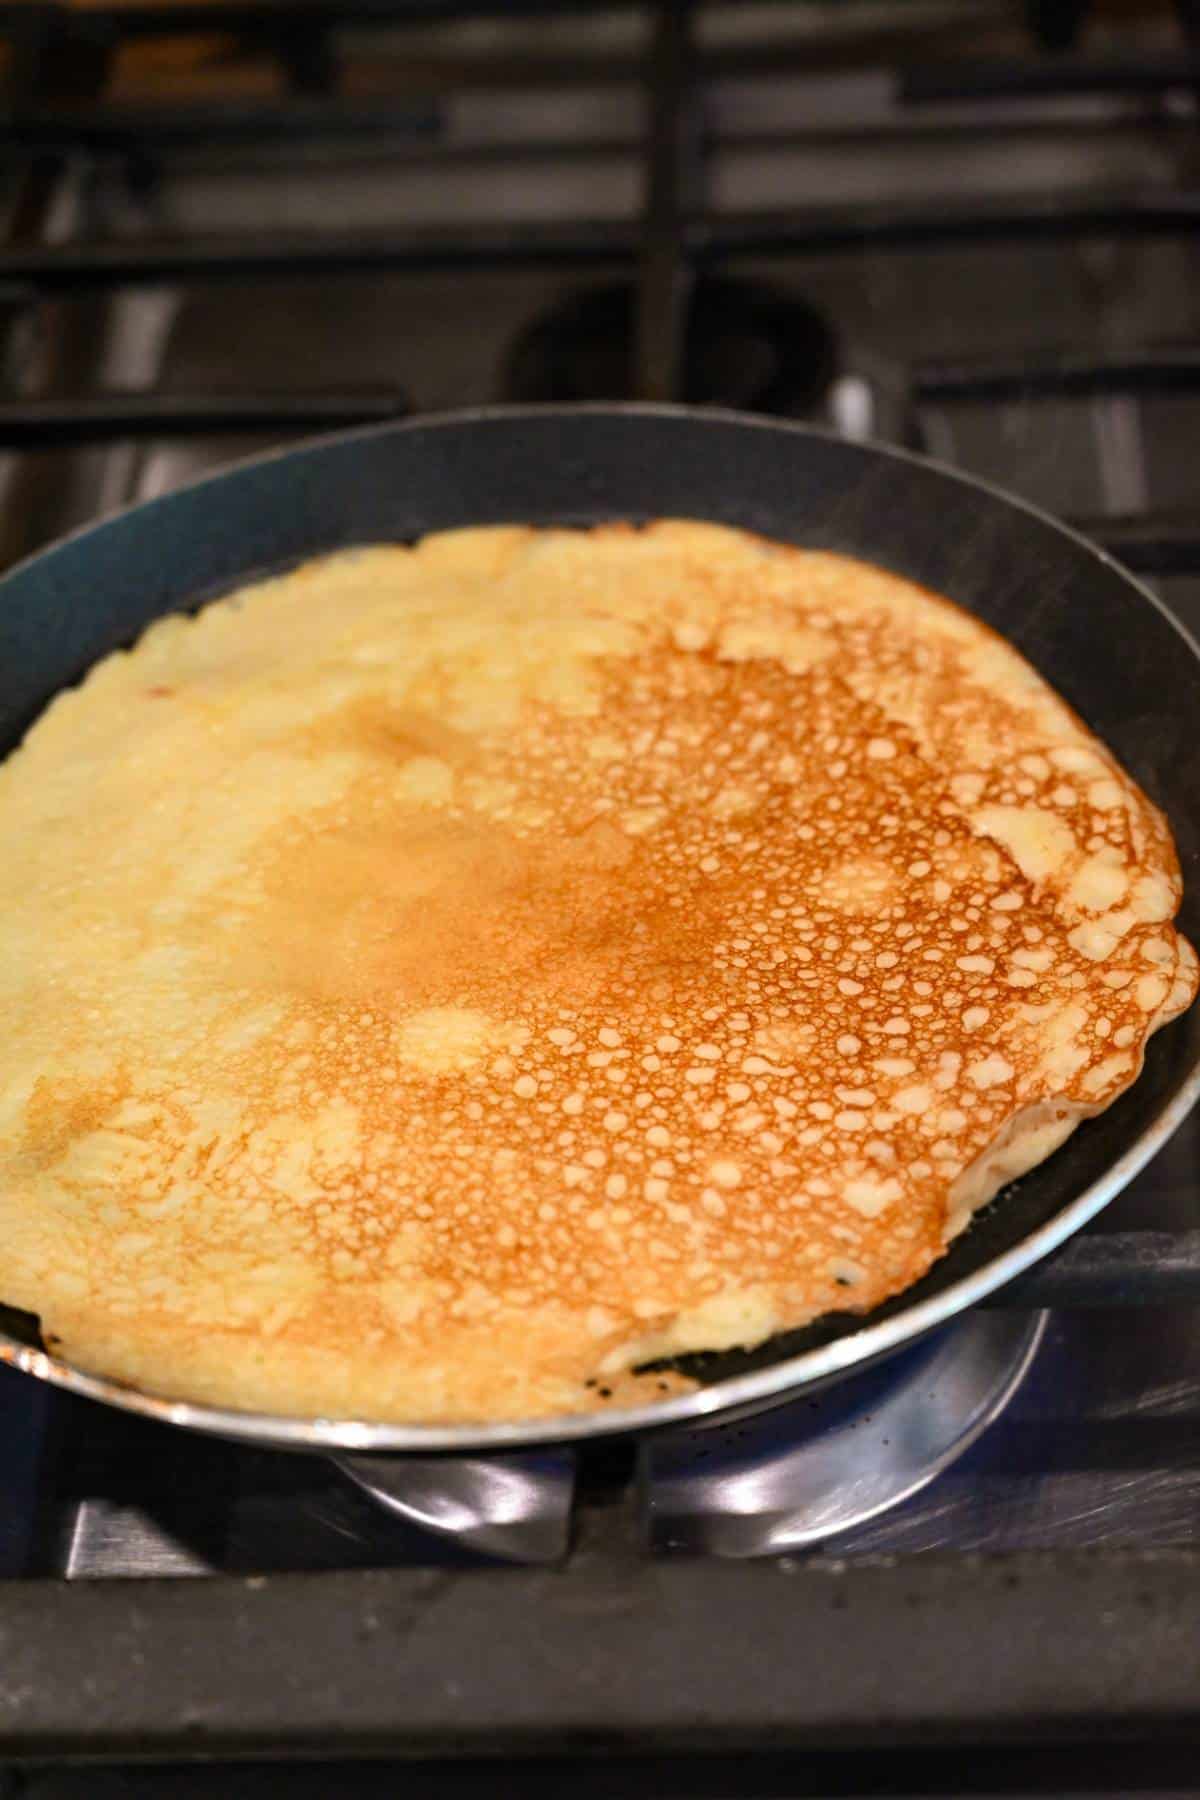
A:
0,521,1193,1422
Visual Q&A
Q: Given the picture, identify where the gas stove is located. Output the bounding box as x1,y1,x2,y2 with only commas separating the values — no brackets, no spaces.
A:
0,1,1199,1790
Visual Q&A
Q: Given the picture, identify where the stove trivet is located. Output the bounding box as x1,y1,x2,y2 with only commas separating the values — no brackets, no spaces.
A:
503,275,838,416
334,1310,1044,1564
337,1447,576,1564
643,1309,1046,1557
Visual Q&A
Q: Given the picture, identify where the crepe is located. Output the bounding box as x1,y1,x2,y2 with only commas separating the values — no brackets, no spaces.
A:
0,521,1193,1422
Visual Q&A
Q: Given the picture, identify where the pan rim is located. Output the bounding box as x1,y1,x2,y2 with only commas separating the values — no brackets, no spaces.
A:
1,401,1198,1453
6,399,1200,680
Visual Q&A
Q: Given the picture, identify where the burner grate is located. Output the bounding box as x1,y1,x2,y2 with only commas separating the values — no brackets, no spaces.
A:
0,387,407,444
0,1546,1197,1759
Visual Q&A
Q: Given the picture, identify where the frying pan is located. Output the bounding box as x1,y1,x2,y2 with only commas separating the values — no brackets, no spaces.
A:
1,404,1198,1455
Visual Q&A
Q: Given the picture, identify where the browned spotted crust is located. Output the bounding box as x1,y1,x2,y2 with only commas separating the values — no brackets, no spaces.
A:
0,522,1193,1422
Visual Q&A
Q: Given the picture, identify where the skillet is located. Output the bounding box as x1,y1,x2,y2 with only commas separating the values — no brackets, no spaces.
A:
0,402,1197,1453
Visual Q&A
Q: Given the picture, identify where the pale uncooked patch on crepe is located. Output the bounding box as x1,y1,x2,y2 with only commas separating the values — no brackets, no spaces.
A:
0,522,1194,1423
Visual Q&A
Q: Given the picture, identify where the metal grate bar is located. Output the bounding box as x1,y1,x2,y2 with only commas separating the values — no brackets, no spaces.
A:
0,1,1024,82
3,111,1189,161
1073,512,1200,576
0,388,408,445
982,1230,1200,1309
0,1550,1196,1754
901,52,1200,104
0,220,632,287
0,0,611,34
635,0,699,403
2,190,1198,291
0,100,441,151
917,345,1200,404
705,189,1200,256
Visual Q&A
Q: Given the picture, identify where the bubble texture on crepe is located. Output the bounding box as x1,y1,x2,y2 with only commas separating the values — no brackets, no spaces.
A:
0,522,1194,1422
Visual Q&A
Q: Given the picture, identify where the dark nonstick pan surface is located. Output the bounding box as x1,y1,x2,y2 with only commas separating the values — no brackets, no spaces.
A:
1,404,1197,1452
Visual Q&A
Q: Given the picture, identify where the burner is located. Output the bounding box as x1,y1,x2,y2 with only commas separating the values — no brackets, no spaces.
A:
338,1447,575,1565
504,277,838,415
643,1310,1046,1557
335,1310,1044,1563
